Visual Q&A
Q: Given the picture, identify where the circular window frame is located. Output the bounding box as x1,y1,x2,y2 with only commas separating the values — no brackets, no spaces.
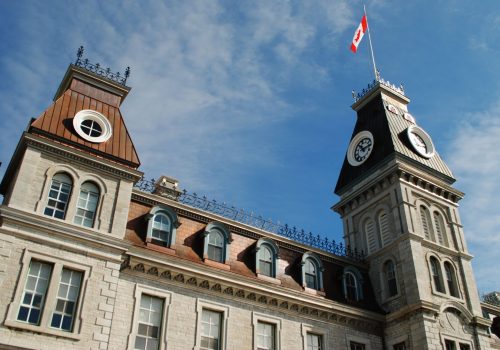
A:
407,125,435,158
73,109,112,143
347,130,374,166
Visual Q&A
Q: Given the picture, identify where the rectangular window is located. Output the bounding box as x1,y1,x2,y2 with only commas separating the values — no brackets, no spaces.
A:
307,332,322,350
17,261,53,325
134,294,164,350
459,344,470,350
445,340,456,350
393,342,406,350
257,321,275,350
350,342,366,350
50,268,83,331
200,309,222,350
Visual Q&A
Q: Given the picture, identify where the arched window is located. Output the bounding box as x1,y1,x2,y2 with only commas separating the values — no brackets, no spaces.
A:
208,230,224,262
344,272,358,300
420,206,433,241
74,181,99,228
44,173,72,219
255,238,279,278
304,259,317,289
433,211,449,247
384,260,398,298
203,222,231,264
343,267,363,301
301,253,324,291
145,206,180,248
378,211,392,246
430,256,445,293
444,262,459,297
152,213,171,244
364,218,379,254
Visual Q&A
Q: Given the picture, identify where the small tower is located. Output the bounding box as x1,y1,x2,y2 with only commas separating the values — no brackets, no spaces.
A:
333,79,492,349
0,47,142,236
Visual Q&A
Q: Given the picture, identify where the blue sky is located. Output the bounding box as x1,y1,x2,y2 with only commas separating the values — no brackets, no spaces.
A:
0,1,498,294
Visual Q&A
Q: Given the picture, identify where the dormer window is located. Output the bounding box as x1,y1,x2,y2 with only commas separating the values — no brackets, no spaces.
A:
342,267,364,301
73,110,112,143
301,252,324,292
255,238,279,279
202,222,232,264
208,230,224,262
145,206,180,248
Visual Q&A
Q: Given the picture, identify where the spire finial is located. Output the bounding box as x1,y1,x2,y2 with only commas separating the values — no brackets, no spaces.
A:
76,46,84,64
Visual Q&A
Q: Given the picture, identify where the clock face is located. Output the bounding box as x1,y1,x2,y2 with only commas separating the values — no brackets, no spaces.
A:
407,125,435,158
354,137,373,162
348,131,374,166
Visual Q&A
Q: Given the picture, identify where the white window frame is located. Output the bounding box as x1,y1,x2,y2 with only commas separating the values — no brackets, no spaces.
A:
127,284,172,350
36,165,107,231
202,222,232,265
5,249,91,340
301,324,327,350
252,312,281,350
73,181,100,228
194,299,229,350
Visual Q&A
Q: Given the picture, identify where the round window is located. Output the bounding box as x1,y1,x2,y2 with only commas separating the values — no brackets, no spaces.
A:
73,110,112,143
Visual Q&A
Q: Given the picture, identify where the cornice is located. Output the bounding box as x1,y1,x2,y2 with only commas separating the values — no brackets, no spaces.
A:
333,162,463,217
123,251,384,334
385,300,440,324
24,133,143,181
131,190,367,269
0,205,129,262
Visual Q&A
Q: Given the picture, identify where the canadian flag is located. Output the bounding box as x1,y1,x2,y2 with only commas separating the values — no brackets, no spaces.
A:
350,15,368,53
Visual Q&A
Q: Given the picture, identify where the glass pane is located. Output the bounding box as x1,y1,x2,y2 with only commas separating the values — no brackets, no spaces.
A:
28,309,40,324
135,336,146,350
138,323,149,336
51,313,62,328
56,299,65,312
61,315,72,331
17,306,29,321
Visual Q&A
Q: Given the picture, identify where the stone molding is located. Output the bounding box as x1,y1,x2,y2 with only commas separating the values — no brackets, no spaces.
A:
122,254,383,335
24,133,143,181
333,163,463,217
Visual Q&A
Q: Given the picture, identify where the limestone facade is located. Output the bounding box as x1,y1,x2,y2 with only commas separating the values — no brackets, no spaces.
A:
0,61,497,350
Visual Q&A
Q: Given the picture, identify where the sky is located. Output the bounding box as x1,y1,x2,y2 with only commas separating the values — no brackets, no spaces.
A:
0,0,499,295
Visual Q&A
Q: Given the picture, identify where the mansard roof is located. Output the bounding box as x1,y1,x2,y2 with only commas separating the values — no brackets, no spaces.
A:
29,64,140,169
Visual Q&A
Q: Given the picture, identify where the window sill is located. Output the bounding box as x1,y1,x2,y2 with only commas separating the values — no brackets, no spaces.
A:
146,242,176,256
303,287,325,297
203,258,231,271
4,318,82,340
256,273,282,285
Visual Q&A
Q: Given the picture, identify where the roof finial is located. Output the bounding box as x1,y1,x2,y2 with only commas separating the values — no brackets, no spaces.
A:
76,46,84,64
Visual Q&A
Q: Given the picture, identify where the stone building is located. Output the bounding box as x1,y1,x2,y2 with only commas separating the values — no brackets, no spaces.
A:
0,52,498,350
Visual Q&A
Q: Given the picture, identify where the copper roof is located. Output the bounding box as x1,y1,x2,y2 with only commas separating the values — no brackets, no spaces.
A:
30,76,140,168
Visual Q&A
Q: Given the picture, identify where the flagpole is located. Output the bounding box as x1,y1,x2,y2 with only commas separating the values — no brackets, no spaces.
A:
364,4,379,81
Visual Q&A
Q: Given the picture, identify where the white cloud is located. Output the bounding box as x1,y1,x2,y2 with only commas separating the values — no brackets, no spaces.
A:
446,102,500,293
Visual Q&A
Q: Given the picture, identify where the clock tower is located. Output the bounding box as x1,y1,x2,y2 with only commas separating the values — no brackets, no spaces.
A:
333,79,492,349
